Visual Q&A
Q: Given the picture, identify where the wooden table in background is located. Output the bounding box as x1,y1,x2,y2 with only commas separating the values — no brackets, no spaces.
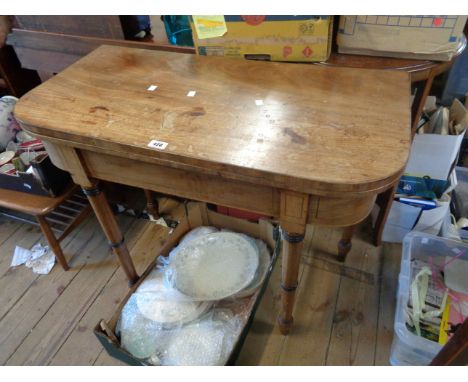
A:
14,45,411,334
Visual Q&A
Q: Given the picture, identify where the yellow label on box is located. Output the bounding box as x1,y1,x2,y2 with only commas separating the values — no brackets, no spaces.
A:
192,15,227,39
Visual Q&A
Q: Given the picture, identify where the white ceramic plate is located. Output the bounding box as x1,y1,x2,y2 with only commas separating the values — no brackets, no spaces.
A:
170,232,259,300
135,271,211,327
0,150,14,166
230,239,271,299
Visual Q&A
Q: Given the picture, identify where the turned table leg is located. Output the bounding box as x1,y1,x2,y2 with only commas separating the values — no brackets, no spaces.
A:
277,228,305,335
337,225,355,262
143,189,160,219
36,215,69,271
277,190,309,335
82,182,139,286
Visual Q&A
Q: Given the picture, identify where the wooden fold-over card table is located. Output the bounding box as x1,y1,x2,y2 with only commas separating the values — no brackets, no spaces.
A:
14,45,411,334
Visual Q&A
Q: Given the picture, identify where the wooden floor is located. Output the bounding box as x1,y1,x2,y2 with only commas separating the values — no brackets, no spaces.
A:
0,199,402,366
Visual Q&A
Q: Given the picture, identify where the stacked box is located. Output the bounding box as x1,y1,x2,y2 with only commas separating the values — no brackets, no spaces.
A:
338,16,467,61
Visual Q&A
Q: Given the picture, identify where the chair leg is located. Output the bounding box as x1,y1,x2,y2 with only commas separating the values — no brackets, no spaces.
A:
36,215,69,271
373,182,399,246
143,189,160,219
430,317,468,365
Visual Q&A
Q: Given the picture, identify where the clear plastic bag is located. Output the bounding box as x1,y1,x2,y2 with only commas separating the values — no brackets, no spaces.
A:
118,296,248,365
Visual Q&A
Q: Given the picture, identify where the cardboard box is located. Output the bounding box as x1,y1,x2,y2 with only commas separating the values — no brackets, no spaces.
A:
94,202,280,366
190,15,333,62
337,16,467,61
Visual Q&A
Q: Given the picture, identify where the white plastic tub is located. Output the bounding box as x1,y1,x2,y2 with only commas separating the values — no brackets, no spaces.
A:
390,231,468,366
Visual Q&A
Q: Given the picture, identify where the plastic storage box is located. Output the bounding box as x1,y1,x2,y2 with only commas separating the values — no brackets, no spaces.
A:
390,231,468,366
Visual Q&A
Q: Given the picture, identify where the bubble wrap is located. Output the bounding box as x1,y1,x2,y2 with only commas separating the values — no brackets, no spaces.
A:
158,309,242,366
117,226,270,365
119,295,162,359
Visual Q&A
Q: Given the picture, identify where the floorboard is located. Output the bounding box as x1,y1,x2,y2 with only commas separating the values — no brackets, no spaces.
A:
0,200,404,366
325,224,382,366
50,221,169,365
374,242,402,365
4,215,134,365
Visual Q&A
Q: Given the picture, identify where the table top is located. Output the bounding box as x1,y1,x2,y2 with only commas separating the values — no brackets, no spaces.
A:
14,45,411,195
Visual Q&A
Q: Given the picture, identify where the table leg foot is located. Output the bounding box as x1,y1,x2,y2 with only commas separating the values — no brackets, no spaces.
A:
82,182,139,285
337,225,355,262
277,315,294,335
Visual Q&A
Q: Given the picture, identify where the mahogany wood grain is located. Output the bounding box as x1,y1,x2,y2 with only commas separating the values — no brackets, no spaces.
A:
81,148,281,217
82,182,139,285
15,45,411,196
14,45,412,334
308,193,377,227
39,142,379,228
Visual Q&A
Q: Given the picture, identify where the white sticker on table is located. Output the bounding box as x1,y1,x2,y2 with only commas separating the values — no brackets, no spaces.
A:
147,85,158,91
255,99,264,106
187,90,197,97
148,140,168,150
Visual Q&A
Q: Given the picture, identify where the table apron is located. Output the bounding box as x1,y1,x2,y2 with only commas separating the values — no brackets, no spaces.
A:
82,149,377,227
45,142,377,228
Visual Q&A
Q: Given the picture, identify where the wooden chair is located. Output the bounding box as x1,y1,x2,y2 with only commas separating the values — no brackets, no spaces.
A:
0,183,92,270
430,317,468,365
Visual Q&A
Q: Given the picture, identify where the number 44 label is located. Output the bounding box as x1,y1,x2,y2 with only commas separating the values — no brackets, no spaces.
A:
147,140,168,150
